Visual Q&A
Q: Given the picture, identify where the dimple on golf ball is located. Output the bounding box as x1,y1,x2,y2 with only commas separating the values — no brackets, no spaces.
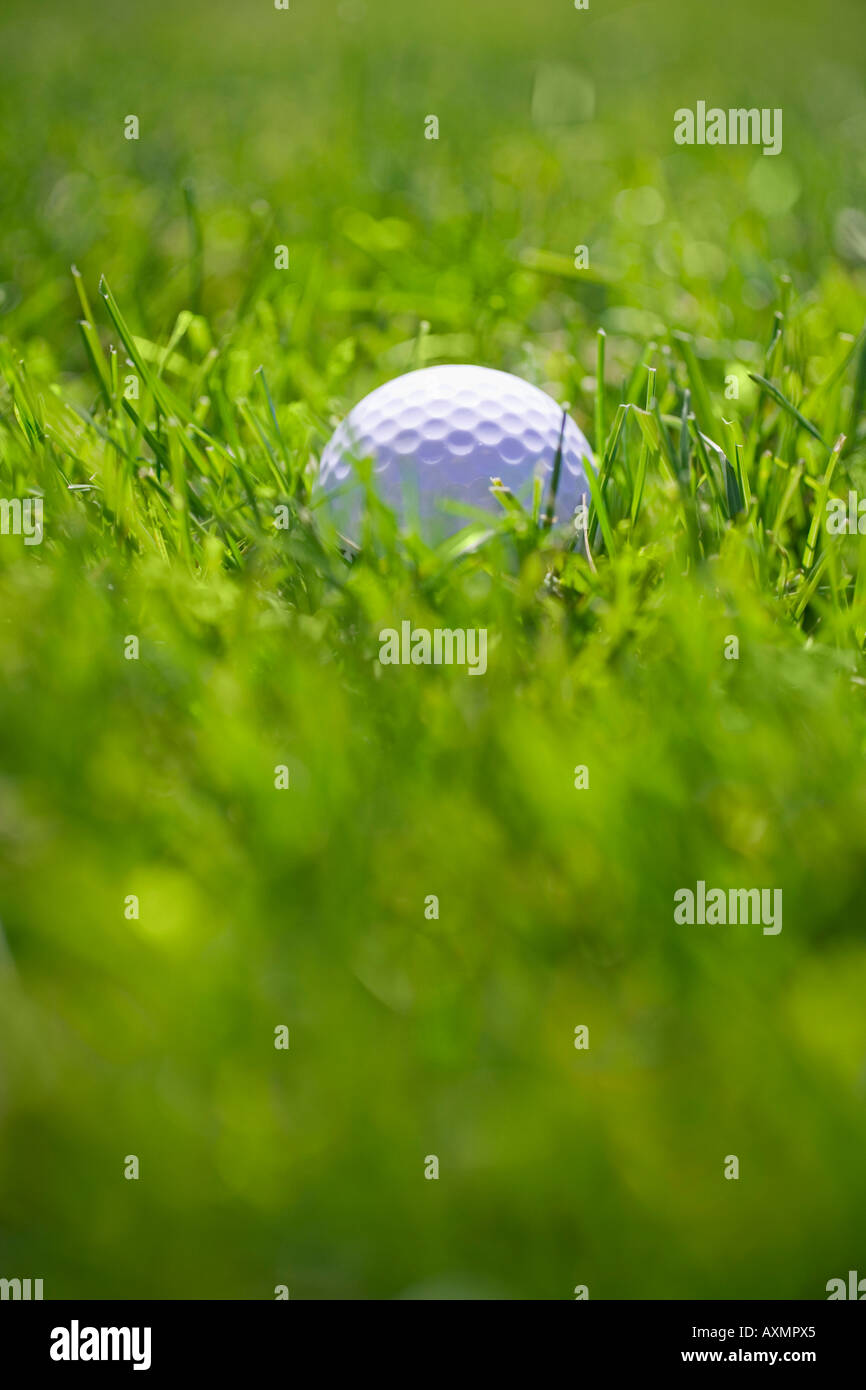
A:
317,363,592,541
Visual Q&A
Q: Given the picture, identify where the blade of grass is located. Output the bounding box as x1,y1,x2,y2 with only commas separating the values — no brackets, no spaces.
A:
749,373,827,447
803,435,845,571
630,367,657,525
594,329,606,464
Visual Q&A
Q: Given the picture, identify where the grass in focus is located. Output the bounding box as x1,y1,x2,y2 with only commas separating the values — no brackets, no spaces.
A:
1,0,866,1299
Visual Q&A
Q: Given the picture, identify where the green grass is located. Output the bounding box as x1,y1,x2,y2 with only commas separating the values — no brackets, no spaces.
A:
1,0,866,1300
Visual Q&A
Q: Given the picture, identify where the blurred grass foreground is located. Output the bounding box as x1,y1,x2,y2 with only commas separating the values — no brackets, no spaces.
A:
1,0,866,1299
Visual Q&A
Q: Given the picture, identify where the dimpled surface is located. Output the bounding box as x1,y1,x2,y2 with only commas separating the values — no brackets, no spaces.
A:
317,364,592,540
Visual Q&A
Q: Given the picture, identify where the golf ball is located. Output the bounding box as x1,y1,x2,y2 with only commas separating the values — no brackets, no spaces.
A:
317,364,592,542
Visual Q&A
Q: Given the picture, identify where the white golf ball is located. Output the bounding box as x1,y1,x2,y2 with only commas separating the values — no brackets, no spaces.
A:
317,364,592,541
